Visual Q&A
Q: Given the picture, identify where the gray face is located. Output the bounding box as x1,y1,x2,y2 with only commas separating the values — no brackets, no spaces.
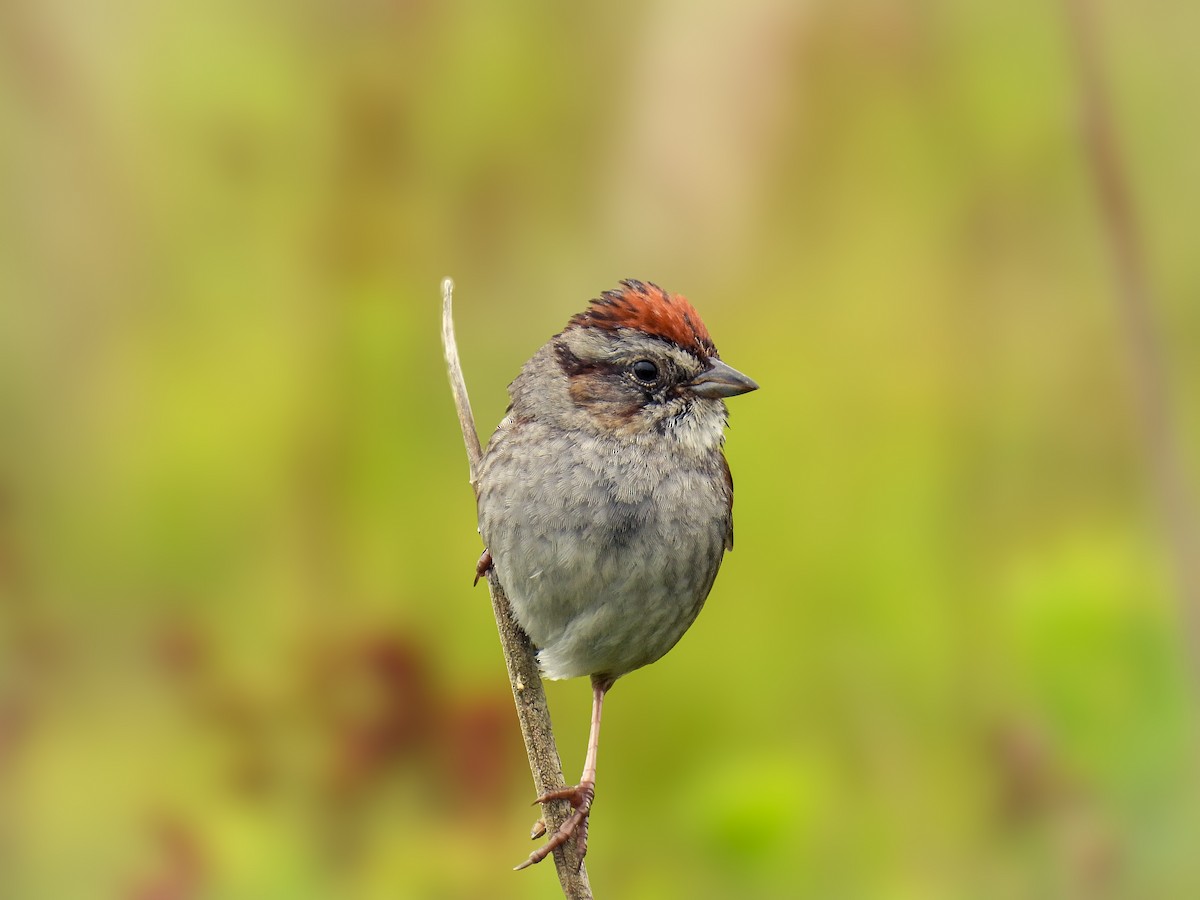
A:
554,326,723,432
505,325,732,451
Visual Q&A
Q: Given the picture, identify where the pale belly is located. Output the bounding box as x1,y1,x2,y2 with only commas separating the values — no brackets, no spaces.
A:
478,430,730,681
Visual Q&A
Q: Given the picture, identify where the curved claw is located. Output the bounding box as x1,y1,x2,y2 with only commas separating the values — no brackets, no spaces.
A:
474,550,493,586
513,781,595,871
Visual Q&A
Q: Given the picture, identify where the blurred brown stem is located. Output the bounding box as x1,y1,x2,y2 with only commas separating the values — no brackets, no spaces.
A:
1064,1,1200,695
440,279,593,898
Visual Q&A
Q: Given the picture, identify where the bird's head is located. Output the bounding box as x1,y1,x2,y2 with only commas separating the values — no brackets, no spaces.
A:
511,280,757,451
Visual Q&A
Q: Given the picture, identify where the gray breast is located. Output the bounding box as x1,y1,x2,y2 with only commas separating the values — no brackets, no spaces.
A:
477,424,730,681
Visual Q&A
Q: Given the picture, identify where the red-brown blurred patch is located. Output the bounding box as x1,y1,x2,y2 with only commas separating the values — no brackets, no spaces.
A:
306,630,436,802
150,617,209,683
439,693,519,815
126,813,206,900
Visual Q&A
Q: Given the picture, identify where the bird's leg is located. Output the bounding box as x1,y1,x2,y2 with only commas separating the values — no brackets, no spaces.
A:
514,676,611,871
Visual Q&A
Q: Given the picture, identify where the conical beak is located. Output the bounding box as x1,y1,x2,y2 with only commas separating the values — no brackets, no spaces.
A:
687,359,759,399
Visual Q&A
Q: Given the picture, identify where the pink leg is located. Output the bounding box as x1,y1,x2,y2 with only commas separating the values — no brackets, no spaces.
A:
514,677,611,871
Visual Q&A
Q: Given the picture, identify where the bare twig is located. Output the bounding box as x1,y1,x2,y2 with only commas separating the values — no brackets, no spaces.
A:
441,278,593,898
1064,1,1200,694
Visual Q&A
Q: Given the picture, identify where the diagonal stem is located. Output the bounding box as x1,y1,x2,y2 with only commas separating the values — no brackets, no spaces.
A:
1063,1,1200,698
441,278,593,898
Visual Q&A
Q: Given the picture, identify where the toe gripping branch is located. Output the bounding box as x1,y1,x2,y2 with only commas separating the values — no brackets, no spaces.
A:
514,781,596,871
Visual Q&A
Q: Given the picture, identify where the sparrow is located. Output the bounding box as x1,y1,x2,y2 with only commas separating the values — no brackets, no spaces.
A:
475,279,757,868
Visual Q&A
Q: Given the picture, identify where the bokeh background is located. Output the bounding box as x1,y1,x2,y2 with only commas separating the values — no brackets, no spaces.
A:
3,0,1199,897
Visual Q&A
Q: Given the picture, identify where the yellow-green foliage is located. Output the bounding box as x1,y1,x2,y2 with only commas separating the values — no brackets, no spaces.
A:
2,1,1198,897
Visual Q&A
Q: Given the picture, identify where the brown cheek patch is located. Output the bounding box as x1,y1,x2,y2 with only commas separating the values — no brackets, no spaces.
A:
567,377,642,430
555,339,645,431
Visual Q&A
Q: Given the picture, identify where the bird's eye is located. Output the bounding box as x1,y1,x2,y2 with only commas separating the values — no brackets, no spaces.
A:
631,359,659,384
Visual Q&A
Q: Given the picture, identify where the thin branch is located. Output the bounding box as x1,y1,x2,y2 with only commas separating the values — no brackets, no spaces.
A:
441,278,593,898
441,278,484,484
1064,1,1200,694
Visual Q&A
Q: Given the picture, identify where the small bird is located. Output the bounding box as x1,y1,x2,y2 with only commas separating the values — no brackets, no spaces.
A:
475,279,757,869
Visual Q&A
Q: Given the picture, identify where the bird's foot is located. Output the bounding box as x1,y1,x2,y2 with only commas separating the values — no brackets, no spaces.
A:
513,780,595,871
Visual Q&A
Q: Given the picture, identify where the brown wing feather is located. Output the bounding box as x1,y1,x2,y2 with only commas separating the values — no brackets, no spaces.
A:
721,454,735,551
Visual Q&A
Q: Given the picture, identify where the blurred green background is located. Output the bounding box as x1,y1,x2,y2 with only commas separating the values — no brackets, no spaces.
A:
3,0,1199,897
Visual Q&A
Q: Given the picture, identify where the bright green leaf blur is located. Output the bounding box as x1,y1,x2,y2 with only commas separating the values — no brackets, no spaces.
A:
2,1,1199,897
